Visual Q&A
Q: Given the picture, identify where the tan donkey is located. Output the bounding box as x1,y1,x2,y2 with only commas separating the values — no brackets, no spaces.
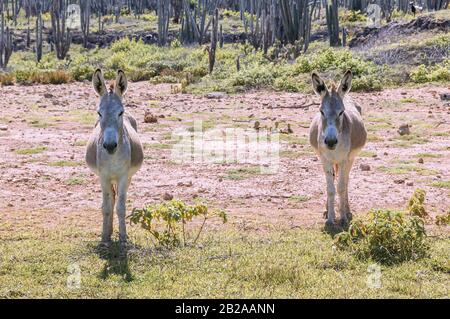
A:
86,69,144,245
309,70,367,227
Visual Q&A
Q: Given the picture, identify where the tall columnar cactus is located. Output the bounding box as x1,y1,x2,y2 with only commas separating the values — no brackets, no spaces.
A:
51,0,71,60
326,0,340,47
80,0,91,48
0,1,13,69
208,8,219,73
157,0,170,45
36,2,43,62
181,0,221,45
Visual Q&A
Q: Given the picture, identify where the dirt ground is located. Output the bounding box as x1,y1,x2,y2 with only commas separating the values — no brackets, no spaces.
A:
0,82,449,234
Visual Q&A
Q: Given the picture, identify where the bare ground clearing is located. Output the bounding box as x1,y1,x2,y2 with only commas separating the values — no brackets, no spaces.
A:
0,82,449,235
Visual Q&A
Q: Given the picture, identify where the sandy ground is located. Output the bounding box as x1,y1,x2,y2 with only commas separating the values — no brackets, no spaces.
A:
0,82,449,234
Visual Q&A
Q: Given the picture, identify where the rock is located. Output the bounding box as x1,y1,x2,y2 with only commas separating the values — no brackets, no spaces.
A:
360,164,371,171
43,93,54,98
144,110,158,123
0,125,8,131
394,179,405,184
440,93,450,101
406,181,414,186
418,158,424,164
162,192,173,201
254,121,260,130
398,123,411,136
205,92,228,99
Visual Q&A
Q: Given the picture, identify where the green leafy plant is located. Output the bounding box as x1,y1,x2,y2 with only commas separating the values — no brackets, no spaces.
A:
435,211,450,226
407,188,427,218
129,199,227,247
335,209,428,265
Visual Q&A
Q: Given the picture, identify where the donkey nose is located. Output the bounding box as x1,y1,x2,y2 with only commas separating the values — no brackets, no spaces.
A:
103,142,117,153
325,137,338,149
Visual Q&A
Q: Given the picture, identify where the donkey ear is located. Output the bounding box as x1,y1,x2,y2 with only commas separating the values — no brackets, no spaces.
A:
311,72,328,97
338,70,353,97
114,70,128,99
92,69,107,96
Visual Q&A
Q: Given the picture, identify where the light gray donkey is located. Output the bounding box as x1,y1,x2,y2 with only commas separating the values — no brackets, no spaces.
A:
86,69,143,244
309,70,367,227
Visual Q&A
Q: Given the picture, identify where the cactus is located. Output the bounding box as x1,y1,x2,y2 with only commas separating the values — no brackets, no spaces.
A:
0,1,13,69
80,0,91,48
36,1,43,62
181,0,221,45
326,0,340,47
157,0,170,46
208,8,219,73
51,0,71,60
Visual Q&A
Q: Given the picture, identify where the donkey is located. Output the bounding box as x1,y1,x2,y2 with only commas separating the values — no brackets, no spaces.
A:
86,69,144,244
309,70,367,227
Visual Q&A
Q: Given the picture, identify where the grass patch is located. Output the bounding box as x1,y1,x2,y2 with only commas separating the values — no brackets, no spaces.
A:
226,166,261,180
50,160,82,167
359,150,377,157
378,164,439,176
391,134,429,148
143,143,172,150
15,146,47,155
430,180,450,189
414,153,442,159
288,195,310,203
0,225,448,298
66,176,86,186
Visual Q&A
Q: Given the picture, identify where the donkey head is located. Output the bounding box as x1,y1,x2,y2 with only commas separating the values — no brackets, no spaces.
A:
311,70,353,150
92,69,128,154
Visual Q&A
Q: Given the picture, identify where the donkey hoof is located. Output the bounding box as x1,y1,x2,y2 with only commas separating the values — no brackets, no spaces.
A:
325,219,335,228
339,218,350,228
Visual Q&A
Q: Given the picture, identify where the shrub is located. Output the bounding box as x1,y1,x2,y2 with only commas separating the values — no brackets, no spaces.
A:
410,59,450,83
407,189,427,218
44,70,72,84
0,73,14,86
335,209,428,265
340,10,367,23
435,211,450,226
129,199,228,247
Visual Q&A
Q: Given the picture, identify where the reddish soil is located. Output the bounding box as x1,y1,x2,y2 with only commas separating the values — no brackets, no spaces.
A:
0,82,449,234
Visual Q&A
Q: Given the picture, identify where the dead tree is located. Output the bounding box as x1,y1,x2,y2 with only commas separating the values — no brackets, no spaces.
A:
51,0,71,60
157,0,170,45
0,4,13,69
80,0,90,48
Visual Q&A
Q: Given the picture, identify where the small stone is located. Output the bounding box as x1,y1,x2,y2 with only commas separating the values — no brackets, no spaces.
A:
144,110,158,123
360,164,371,171
418,158,424,164
0,125,7,131
162,192,173,201
398,124,411,136
205,92,228,99
394,179,405,184
406,181,414,186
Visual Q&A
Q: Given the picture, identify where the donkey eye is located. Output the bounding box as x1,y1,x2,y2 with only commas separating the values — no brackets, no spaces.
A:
320,110,325,116
119,111,124,116
97,111,102,117
339,111,344,116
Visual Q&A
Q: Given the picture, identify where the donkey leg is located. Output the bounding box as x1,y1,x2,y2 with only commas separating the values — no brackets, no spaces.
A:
100,179,114,243
116,175,130,244
322,160,336,226
337,159,353,225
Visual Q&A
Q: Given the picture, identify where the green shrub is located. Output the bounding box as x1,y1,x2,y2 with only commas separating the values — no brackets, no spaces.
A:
407,189,427,218
435,211,450,226
410,59,450,83
340,10,367,23
335,209,428,265
129,199,228,247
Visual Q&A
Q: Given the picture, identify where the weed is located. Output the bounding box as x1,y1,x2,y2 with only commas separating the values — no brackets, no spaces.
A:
129,199,227,247
335,209,428,265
